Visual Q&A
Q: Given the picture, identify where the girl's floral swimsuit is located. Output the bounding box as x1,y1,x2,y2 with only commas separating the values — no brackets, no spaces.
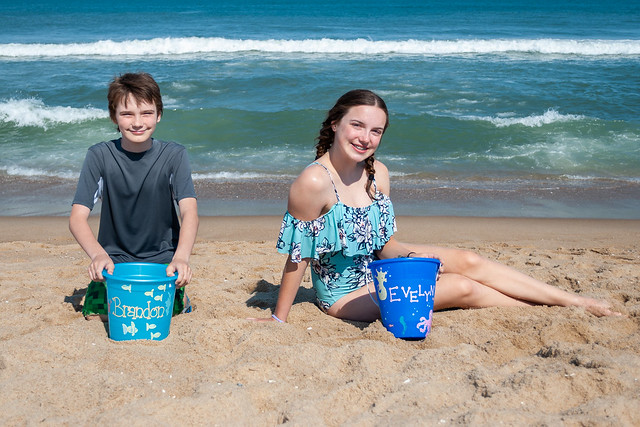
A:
276,162,397,311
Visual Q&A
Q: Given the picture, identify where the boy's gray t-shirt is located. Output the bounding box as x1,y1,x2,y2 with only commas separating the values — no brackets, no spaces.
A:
73,138,197,264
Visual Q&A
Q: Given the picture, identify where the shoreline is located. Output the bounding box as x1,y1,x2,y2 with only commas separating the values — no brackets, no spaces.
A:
2,174,640,219
2,215,639,246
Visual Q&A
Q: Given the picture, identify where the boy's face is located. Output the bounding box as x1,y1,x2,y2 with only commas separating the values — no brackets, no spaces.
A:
113,94,161,152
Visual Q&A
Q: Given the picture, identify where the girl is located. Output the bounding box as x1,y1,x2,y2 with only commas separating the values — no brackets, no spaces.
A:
265,89,618,323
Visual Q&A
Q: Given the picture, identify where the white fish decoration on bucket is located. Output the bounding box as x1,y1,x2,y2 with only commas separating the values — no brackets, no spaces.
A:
122,321,138,336
146,323,157,331
158,284,166,291
150,332,161,340
144,289,154,298
121,284,132,292
154,294,163,302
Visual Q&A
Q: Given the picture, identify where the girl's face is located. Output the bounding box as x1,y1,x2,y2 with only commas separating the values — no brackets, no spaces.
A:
112,94,161,152
331,105,387,163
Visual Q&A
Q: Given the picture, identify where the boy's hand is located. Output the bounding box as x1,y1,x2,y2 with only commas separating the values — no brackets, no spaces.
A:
167,258,192,287
90,253,114,281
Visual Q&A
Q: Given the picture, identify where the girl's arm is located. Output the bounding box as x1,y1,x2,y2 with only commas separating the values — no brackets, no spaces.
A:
376,236,416,259
372,160,440,261
272,257,310,322
252,164,334,322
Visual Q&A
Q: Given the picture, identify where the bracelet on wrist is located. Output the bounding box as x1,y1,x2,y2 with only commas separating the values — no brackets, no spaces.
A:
406,251,416,258
272,313,284,323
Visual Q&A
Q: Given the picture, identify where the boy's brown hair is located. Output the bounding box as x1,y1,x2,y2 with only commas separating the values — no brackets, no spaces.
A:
107,72,163,122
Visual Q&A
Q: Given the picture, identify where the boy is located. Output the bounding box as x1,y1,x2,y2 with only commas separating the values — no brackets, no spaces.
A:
70,72,199,320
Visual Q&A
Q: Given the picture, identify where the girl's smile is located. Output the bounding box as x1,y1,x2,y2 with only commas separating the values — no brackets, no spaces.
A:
331,105,386,162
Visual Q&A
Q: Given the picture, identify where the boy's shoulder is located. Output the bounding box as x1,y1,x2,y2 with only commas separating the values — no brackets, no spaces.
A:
155,139,187,151
88,139,115,149
151,139,189,159
83,140,117,160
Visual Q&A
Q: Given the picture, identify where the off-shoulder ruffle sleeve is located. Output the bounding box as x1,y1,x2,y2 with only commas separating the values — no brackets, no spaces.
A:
276,194,397,263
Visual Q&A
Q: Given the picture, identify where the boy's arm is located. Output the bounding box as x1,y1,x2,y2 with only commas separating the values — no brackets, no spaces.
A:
167,197,199,287
69,204,114,281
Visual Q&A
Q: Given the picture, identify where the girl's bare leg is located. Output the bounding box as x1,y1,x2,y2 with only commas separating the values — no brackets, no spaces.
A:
327,284,381,322
404,243,620,317
433,272,534,310
326,243,620,321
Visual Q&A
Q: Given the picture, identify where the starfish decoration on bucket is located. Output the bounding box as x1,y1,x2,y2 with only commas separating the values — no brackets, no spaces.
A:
417,310,433,334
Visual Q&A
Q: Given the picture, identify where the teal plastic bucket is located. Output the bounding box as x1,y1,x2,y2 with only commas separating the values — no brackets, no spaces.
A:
103,263,177,341
369,257,440,340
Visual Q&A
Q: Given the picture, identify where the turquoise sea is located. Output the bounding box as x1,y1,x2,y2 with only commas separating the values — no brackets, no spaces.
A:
1,0,639,218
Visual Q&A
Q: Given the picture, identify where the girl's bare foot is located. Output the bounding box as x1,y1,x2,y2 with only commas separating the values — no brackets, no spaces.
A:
581,298,622,317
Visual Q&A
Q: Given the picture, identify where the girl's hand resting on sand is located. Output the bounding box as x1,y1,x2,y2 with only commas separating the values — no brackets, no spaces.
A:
248,313,286,323
247,317,278,322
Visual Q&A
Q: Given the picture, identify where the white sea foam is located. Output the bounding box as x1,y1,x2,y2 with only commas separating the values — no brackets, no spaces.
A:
192,171,275,180
0,98,106,128
467,109,585,128
1,165,78,179
161,95,180,109
1,37,639,58
2,168,302,182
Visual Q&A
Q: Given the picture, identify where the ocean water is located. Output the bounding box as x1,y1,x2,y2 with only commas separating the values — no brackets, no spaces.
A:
1,0,639,218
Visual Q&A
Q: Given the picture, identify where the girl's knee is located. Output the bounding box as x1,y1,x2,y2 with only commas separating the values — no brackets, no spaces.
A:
451,249,485,272
437,274,480,309
453,276,477,301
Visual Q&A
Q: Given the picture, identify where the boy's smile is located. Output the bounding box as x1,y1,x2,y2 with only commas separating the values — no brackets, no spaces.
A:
113,94,161,152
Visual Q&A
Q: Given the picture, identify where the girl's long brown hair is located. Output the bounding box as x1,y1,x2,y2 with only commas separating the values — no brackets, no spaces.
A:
315,89,389,197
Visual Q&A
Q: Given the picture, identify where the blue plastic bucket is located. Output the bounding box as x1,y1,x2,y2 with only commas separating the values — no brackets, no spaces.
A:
103,263,177,341
369,257,440,340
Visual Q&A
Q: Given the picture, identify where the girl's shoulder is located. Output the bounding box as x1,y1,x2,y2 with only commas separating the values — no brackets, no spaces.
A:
373,159,391,195
292,162,334,194
374,159,389,175
287,162,336,221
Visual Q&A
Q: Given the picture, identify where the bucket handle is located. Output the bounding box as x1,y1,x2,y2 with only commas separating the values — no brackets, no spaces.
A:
367,281,379,307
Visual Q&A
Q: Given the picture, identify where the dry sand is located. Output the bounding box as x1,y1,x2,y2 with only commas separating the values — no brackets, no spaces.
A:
1,216,639,425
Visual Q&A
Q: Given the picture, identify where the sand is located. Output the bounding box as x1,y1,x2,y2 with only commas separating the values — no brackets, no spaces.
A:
0,215,639,425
